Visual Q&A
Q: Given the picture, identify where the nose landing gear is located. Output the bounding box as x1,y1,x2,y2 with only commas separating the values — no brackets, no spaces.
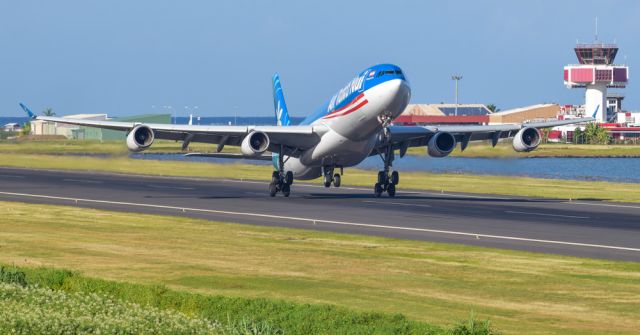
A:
374,146,400,197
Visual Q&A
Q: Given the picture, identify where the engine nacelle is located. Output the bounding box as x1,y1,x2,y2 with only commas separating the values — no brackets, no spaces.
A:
427,132,456,157
241,131,270,156
126,125,154,152
512,127,541,152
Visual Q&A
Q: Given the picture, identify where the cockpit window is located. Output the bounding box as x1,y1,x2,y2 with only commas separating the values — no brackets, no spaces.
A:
374,69,403,78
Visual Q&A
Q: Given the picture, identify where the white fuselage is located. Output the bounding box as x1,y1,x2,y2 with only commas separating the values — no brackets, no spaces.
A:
285,79,411,179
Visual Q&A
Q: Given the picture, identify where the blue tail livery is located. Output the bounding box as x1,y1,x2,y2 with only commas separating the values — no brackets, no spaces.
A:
19,103,36,119
272,73,291,126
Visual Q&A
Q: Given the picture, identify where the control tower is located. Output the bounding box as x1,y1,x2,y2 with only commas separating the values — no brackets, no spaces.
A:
564,43,629,122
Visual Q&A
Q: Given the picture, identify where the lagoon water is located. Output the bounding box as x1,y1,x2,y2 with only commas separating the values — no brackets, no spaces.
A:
134,153,640,184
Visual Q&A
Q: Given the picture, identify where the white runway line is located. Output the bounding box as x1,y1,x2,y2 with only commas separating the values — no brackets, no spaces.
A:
1,190,639,253
504,210,589,219
0,175,25,178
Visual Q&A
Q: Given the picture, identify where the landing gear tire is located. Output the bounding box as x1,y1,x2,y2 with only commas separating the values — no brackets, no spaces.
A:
272,171,280,184
333,174,341,187
285,171,294,185
269,182,278,197
377,171,387,185
374,183,383,197
387,183,396,197
282,183,291,197
323,173,332,188
391,171,399,185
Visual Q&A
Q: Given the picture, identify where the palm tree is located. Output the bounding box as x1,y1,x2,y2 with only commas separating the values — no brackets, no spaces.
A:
42,108,55,116
486,104,500,113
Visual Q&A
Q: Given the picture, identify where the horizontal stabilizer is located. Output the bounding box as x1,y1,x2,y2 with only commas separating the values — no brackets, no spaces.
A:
185,152,273,161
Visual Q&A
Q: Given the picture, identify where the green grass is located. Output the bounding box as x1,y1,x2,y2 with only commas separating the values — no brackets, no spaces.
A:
1,201,639,334
1,151,640,202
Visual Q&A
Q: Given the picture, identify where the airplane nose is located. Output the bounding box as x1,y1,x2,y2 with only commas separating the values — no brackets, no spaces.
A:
388,79,411,106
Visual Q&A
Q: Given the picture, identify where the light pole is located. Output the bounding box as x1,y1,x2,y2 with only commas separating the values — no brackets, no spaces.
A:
451,75,463,116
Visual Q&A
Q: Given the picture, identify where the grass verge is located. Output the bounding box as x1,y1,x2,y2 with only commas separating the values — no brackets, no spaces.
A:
1,201,639,334
1,152,640,202
0,266,453,335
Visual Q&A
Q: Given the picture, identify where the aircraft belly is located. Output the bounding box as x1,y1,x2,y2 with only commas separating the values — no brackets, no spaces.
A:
299,130,376,168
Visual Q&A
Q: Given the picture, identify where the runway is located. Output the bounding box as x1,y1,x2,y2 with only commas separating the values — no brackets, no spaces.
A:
1,166,639,261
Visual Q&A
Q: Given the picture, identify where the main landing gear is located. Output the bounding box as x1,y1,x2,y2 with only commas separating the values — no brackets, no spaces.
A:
269,170,293,197
374,146,400,197
270,145,294,197
323,166,342,188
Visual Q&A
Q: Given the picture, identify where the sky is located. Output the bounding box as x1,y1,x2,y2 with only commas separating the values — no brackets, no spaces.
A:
1,0,638,118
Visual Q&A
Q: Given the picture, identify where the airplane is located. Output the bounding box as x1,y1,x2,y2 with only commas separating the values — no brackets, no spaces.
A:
21,64,592,197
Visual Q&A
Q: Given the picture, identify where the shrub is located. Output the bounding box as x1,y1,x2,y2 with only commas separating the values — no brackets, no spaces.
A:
450,314,501,335
0,266,27,287
0,282,221,334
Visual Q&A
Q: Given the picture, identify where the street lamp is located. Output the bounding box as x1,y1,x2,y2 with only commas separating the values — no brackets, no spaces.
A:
451,75,463,116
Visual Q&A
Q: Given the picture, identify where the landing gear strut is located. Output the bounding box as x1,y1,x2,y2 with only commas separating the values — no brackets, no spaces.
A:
374,146,400,197
323,166,342,188
269,146,294,197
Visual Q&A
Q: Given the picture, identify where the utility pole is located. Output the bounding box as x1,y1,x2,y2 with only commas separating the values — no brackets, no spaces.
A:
451,75,463,116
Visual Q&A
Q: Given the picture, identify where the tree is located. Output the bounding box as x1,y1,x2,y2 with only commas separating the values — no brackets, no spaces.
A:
573,127,583,144
42,108,55,116
486,104,500,113
583,123,611,145
540,128,551,144
21,122,31,136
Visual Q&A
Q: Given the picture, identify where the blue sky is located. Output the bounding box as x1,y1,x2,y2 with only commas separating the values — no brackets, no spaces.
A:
1,0,638,117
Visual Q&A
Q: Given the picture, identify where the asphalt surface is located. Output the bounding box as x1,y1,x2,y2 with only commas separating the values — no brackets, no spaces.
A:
1,166,639,261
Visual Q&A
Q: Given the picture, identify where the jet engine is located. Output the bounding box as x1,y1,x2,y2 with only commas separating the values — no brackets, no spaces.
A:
126,125,154,152
241,131,270,156
512,127,541,152
427,132,456,157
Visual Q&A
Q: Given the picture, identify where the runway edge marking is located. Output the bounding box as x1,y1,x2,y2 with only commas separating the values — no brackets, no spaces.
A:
1,190,639,253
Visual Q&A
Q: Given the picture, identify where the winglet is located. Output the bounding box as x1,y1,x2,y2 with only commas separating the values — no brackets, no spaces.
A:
19,103,36,119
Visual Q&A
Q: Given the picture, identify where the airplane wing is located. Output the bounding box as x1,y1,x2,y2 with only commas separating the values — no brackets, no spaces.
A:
34,116,327,157
375,117,594,156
